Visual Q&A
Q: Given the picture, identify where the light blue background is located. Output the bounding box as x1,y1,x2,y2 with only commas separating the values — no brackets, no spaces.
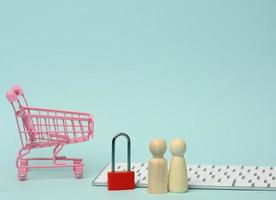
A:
0,0,276,199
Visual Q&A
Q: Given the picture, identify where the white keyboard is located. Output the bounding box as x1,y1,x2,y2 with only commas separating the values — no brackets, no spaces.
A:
92,163,276,190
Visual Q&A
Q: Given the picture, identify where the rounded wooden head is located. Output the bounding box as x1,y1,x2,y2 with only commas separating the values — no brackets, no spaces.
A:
170,138,186,156
149,138,167,157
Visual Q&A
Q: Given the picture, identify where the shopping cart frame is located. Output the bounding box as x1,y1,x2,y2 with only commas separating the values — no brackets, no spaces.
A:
6,85,94,181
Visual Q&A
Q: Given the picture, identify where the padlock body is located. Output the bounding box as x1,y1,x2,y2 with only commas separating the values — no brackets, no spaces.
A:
108,171,135,190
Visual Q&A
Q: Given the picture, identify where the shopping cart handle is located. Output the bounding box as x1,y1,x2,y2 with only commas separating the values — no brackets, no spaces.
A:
6,90,19,103
11,85,24,96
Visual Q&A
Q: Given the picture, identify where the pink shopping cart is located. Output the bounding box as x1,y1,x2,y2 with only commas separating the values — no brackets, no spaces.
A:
6,85,94,181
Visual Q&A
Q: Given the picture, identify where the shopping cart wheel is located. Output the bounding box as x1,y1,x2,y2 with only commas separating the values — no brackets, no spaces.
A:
73,166,83,179
18,168,27,181
20,159,28,171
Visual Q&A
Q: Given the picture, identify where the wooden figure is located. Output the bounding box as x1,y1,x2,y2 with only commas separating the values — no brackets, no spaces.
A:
148,138,168,194
168,138,188,193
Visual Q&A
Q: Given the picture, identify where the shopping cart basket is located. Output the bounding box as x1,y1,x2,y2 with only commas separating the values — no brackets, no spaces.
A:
6,85,94,181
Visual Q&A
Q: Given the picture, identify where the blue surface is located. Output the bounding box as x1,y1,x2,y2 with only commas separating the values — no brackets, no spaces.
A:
1,0,276,199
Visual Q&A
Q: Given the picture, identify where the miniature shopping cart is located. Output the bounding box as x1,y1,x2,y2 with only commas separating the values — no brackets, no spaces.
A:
6,85,94,181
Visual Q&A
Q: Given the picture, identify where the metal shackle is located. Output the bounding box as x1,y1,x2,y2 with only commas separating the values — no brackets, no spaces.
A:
111,132,131,172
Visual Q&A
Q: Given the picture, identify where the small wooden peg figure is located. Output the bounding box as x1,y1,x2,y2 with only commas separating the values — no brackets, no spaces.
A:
148,138,168,194
168,138,188,192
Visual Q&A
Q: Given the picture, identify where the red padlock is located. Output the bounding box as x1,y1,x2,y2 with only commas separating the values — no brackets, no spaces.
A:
107,133,135,190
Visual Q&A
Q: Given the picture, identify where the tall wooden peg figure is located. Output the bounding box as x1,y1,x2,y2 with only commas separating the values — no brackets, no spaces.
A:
148,138,168,194
168,138,188,193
